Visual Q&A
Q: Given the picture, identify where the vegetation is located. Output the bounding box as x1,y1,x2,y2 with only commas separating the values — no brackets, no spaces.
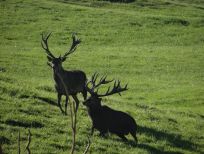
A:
0,0,204,153
97,0,135,3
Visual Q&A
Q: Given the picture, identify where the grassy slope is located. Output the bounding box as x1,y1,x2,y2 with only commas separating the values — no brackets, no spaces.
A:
0,0,204,153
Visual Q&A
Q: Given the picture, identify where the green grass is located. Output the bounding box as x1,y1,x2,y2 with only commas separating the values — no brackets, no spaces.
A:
0,0,204,153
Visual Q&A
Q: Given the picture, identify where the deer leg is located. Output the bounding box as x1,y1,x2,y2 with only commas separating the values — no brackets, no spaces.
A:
117,134,128,142
65,96,69,115
130,131,138,144
99,131,106,137
72,95,80,112
82,88,87,100
57,94,64,114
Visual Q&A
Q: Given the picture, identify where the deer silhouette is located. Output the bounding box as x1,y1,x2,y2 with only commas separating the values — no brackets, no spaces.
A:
83,73,138,143
41,32,87,115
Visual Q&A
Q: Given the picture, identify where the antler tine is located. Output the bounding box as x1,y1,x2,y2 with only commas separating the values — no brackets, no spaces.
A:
85,72,98,95
98,80,128,97
92,72,99,85
85,81,94,95
99,75,108,84
62,33,81,59
41,32,55,58
117,80,121,88
116,80,122,96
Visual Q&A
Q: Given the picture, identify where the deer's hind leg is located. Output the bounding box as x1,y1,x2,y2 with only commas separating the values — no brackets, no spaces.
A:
130,131,138,144
57,93,64,114
72,95,80,112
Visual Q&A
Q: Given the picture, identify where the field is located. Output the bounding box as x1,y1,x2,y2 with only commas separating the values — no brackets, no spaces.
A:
0,0,204,153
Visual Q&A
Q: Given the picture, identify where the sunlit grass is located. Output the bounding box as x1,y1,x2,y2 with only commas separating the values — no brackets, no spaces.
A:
0,0,204,153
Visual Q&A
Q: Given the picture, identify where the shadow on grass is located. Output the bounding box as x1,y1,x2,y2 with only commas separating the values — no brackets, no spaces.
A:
106,125,199,153
138,125,198,153
137,143,182,154
0,136,10,144
19,94,58,107
19,109,42,115
36,85,55,93
5,119,44,128
108,136,182,153
50,143,67,150
33,96,57,107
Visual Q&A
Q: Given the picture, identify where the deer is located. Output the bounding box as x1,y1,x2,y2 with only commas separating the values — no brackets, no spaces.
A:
41,32,87,115
83,73,138,143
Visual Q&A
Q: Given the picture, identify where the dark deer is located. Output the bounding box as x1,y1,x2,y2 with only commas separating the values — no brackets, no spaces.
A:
41,32,87,114
83,73,138,143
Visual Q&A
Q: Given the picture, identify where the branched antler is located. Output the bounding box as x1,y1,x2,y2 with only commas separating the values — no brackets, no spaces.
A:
86,73,113,95
61,33,81,60
91,73,113,89
97,80,128,97
86,73,127,97
41,32,55,59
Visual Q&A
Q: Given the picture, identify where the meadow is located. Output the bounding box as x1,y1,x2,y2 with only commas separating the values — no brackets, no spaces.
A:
0,0,204,153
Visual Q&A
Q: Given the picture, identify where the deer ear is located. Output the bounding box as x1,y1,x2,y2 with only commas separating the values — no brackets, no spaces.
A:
47,56,53,62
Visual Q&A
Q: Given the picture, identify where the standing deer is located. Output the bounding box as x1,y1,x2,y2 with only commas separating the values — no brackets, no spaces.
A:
41,32,87,115
83,73,138,143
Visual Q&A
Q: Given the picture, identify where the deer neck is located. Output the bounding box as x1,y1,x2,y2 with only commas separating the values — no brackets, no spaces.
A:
88,105,102,116
53,66,65,83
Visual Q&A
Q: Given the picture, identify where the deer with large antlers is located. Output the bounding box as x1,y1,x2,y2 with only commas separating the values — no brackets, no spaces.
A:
41,32,87,114
83,73,138,143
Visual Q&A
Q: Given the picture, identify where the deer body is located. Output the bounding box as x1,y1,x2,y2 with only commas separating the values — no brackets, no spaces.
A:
83,73,138,143
41,33,87,114
53,68,87,114
84,97,137,143
53,69,86,95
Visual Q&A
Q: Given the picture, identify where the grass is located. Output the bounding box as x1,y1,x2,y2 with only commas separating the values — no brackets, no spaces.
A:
0,0,204,153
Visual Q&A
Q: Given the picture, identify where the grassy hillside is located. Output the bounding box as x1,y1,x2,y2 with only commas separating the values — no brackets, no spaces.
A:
0,0,204,153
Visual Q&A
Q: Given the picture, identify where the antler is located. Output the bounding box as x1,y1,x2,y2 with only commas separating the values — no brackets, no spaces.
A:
41,32,55,59
61,33,81,60
97,80,128,97
86,73,113,95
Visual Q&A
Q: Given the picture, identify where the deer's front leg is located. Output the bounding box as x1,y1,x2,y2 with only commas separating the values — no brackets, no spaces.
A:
57,93,64,114
65,96,69,115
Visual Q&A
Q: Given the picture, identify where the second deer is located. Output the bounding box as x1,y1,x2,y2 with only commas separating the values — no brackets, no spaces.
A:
83,73,138,143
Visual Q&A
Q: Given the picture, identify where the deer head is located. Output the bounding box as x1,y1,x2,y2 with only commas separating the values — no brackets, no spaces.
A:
41,32,81,72
83,73,128,108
